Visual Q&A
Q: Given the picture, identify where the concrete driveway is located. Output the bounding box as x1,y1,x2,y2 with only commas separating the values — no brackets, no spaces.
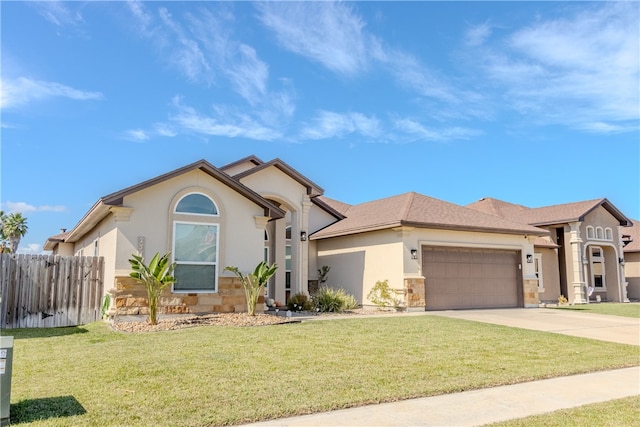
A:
428,307,640,346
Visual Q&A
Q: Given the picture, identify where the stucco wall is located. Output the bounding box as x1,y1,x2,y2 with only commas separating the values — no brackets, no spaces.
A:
115,169,266,275
536,247,561,303
70,169,271,316
625,252,640,301
316,229,404,304
316,226,537,307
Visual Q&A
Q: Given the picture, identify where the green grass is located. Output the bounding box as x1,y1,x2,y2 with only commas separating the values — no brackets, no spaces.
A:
552,302,640,318
487,395,640,426
6,316,640,426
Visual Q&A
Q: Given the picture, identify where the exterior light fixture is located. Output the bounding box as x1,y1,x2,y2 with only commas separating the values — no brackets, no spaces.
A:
526,254,533,263
410,249,418,260
619,258,625,265
300,231,307,241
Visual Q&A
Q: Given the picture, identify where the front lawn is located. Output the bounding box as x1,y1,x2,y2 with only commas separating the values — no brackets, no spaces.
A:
7,316,640,426
552,302,640,318
487,395,640,426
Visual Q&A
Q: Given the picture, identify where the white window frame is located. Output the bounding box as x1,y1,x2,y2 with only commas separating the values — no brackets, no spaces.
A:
604,227,613,241
174,193,219,218
595,227,604,240
589,246,606,291
534,254,544,292
586,226,594,240
172,221,219,293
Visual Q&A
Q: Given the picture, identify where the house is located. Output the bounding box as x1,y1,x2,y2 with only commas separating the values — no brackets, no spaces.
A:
623,220,639,301
467,197,633,304
45,156,633,315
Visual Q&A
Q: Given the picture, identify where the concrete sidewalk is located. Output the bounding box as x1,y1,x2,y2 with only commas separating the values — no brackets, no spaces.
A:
245,367,640,426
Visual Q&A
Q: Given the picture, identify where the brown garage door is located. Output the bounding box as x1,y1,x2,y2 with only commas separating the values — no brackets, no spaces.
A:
422,246,522,310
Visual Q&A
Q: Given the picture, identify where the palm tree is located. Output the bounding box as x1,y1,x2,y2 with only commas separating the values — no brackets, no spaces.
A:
129,252,177,325
2,212,28,254
225,261,278,316
0,211,7,253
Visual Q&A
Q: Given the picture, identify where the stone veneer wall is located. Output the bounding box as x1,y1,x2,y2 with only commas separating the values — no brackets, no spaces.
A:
109,276,263,316
523,279,539,307
404,277,426,309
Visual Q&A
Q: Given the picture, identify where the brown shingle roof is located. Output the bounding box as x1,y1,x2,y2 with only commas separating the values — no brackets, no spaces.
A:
623,219,639,253
314,196,351,217
467,197,631,227
311,192,547,239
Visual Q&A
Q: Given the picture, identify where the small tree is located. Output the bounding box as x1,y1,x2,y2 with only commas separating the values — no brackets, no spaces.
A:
129,252,177,325
318,265,330,284
225,261,277,316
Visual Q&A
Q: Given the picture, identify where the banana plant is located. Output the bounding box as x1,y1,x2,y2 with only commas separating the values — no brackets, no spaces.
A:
129,252,177,325
225,261,278,316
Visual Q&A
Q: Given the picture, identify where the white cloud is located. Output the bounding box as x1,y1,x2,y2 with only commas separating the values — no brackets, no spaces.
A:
393,118,480,142
257,1,482,120
124,129,150,142
169,97,282,141
476,2,639,133
153,123,178,137
0,77,103,109
158,7,213,83
32,1,83,27
465,22,492,47
300,111,382,140
257,1,369,76
17,243,44,255
3,201,66,214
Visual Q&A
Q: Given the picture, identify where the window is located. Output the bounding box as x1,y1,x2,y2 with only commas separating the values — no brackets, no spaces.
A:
173,222,218,292
172,193,219,293
605,228,613,241
534,254,544,292
595,227,604,240
175,193,218,216
589,246,606,290
586,226,594,239
285,226,291,301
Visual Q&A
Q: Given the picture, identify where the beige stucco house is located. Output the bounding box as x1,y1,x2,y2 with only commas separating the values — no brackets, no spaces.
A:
45,156,634,315
467,198,633,305
623,220,639,301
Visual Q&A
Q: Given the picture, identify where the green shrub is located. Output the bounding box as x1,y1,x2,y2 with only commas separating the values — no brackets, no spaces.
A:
367,280,403,308
287,293,313,311
312,287,359,313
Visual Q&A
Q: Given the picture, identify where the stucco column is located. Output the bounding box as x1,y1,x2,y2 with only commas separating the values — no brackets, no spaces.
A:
617,225,630,302
300,198,312,294
523,236,540,307
273,219,286,304
569,222,587,304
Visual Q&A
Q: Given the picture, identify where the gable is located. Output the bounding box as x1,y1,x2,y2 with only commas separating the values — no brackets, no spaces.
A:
49,159,285,246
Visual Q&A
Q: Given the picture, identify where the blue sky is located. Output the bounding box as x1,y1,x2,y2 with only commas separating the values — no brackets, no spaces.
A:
2,1,639,254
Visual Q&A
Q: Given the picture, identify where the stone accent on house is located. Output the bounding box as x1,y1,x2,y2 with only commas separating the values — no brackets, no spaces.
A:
109,276,261,317
404,277,426,309
523,279,539,308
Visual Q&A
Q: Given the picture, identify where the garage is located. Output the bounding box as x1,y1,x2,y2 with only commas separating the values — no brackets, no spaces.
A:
422,246,522,310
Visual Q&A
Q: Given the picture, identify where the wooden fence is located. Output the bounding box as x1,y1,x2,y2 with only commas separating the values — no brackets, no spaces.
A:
1,254,104,329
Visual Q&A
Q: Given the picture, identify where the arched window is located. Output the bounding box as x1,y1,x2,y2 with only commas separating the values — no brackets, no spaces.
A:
595,227,604,240
586,226,594,240
172,193,219,293
605,228,613,241
175,193,218,215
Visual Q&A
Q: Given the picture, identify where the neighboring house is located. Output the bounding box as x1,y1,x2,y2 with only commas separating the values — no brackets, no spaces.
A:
45,156,634,316
467,198,632,305
622,220,639,301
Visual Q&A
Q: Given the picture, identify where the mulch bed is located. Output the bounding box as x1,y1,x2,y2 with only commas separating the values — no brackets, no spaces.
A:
110,308,399,333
